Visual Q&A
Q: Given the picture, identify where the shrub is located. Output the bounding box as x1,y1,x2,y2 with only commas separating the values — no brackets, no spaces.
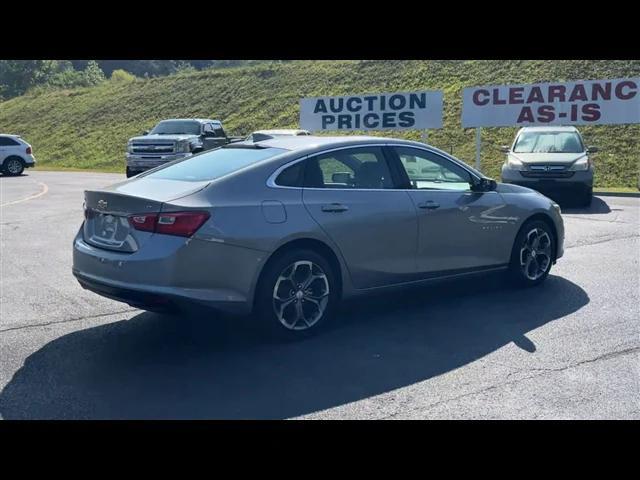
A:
110,69,137,83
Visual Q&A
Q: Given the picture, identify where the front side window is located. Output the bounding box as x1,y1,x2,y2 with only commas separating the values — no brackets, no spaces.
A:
145,146,286,182
303,147,395,189
513,131,584,153
394,147,472,191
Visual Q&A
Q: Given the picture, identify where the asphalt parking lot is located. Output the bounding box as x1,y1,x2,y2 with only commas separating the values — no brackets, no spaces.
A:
0,170,638,419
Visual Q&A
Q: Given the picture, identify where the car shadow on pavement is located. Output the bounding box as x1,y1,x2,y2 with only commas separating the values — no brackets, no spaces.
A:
554,195,611,214
0,273,589,419
0,173,28,178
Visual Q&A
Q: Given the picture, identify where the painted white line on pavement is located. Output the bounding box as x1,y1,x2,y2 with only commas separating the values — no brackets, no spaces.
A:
0,182,49,208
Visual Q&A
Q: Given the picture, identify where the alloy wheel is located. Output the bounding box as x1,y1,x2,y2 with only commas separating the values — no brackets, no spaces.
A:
272,260,330,330
6,159,23,175
519,227,552,281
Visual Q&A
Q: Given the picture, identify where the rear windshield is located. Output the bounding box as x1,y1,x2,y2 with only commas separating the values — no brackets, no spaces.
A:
513,132,584,153
145,147,287,182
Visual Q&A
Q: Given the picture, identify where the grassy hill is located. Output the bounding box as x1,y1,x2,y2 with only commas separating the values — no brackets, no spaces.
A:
1,60,639,187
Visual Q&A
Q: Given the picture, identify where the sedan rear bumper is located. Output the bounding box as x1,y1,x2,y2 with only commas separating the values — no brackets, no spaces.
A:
73,269,249,315
72,229,266,315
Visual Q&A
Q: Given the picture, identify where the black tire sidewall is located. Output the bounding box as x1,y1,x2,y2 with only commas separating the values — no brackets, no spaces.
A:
255,249,338,339
3,158,24,176
510,220,555,287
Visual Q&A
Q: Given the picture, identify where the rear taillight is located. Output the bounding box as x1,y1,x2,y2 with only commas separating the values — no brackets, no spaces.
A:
129,214,157,233
83,203,95,220
26,146,32,155
128,211,209,237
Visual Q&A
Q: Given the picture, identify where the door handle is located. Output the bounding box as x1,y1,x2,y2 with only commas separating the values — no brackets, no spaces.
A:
321,203,349,213
417,201,440,210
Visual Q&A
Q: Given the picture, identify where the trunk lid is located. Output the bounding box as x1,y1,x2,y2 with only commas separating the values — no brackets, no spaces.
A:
83,178,210,253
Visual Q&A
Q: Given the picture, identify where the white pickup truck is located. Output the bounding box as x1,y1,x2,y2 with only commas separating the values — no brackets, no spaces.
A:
125,118,243,177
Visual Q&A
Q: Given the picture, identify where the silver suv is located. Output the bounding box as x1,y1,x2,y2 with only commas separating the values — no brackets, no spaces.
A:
0,135,36,176
501,126,595,206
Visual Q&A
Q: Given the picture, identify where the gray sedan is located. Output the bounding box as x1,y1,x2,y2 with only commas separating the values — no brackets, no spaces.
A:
73,136,565,338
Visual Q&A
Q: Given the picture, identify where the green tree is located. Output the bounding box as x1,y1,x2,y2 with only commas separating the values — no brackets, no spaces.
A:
81,60,106,86
0,60,73,99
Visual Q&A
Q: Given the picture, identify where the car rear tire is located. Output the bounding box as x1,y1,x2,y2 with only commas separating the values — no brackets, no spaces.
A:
509,219,555,287
2,157,25,176
255,249,338,340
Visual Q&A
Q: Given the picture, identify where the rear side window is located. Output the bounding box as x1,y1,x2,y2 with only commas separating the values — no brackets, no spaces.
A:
275,161,305,187
0,136,20,146
145,147,286,182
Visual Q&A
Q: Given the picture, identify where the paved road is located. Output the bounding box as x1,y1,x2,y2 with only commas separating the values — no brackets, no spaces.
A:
0,171,638,419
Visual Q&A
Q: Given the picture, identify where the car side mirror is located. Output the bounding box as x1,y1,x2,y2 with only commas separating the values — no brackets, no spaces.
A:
587,146,598,153
142,130,149,135
471,177,497,192
332,172,354,185
500,145,510,153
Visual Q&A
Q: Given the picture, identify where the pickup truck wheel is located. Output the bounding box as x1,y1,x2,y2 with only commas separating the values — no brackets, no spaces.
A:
2,157,25,176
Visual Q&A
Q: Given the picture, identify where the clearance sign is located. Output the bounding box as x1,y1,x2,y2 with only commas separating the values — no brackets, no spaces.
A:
299,90,443,132
462,78,640,128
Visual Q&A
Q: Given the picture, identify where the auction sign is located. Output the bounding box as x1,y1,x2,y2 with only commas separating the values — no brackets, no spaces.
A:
300,90,443,132
462,78,640,128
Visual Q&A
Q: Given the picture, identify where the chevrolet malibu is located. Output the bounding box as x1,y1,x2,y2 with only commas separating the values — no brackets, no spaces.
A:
73,136,564,338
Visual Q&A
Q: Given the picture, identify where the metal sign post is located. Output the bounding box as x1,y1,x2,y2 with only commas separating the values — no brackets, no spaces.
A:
421,129,428,145
475,127,481,172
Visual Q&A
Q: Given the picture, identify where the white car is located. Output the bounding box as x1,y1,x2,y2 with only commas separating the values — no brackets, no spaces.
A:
0,135,36,176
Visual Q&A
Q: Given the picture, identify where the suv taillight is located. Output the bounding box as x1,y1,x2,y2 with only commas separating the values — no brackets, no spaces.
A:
128,211,210,237
26,146,32,155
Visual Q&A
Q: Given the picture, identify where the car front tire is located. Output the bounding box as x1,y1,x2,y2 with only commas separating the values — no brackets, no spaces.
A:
255,249,338,340
509,219,556,287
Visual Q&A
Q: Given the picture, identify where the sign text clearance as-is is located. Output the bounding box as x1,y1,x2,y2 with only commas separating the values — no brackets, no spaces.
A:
299,91,443,132
462,78,640,128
